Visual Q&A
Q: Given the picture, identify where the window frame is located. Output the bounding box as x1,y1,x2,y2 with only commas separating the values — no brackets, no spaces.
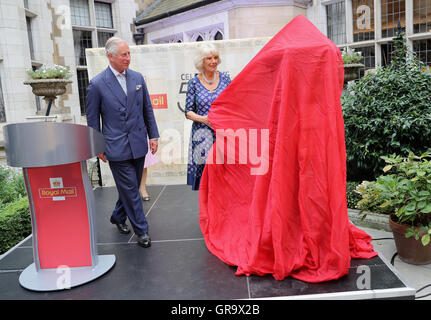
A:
326,1,347,45
413,0,431,34
70,0,91,27
381,0,406,39
352,0,375,42
94,1,113,29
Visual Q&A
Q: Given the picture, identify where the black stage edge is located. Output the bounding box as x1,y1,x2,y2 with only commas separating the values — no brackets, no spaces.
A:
0,185,415,302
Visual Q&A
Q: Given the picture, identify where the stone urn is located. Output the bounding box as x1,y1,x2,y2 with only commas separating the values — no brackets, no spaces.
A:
343,63,365,84
24,78,72,116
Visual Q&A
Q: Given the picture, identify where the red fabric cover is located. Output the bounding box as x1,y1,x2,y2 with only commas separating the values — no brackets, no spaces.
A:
199,15,377,282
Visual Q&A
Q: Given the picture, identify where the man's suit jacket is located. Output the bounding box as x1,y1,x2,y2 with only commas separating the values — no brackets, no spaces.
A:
86,67,159,162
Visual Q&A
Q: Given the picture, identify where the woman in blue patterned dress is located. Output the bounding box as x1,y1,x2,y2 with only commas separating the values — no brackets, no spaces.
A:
185,43,231,190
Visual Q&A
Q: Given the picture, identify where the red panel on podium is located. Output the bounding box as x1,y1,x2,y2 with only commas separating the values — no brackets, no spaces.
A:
27,162,92,269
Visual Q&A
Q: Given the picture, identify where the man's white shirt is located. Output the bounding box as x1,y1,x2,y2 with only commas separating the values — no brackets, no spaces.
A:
109,64,127,95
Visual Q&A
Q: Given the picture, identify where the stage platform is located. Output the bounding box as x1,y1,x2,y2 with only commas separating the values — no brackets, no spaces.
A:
0,185,416,300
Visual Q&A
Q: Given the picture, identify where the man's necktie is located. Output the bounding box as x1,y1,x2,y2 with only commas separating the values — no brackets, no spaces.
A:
117,72,127,96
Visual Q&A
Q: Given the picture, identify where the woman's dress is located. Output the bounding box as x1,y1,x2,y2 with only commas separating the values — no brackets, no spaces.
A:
185,72,231,190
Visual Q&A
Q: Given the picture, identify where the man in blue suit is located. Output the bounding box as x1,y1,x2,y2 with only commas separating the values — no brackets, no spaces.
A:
86,37,159,248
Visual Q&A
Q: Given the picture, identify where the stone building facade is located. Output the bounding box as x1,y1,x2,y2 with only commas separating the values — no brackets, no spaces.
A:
136,0,430,75
0,0,148,128
308,0,431,75
135,0,309,43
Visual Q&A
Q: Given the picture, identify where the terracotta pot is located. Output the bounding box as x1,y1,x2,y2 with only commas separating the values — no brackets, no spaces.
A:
389,215,431,265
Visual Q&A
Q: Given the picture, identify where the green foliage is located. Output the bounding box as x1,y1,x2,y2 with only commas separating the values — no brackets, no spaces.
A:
0,166,26,209
342,31,431,181
0,197,31,254
355,152,431,246
0,166,30,254
346,181,362,209
342,49,363,64
405,222,431,246
27,64,72,80
391,29,409,68
354,180,394,215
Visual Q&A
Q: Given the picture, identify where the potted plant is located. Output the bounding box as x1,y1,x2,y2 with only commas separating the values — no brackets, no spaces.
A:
355,152,431,264
342,49,364,84
24,64,73,116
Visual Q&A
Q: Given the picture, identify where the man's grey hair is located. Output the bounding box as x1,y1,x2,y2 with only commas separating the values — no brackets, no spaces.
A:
105,37,127,57
194,43,221,72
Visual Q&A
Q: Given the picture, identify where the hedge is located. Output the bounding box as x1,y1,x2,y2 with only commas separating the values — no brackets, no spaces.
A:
342,31,431,181
0,197,31,255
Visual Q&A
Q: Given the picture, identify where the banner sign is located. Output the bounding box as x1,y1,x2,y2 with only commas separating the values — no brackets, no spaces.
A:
86,38,270,184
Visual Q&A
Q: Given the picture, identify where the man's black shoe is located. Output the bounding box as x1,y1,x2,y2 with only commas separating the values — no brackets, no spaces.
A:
110,217,130,234
137,233,151,248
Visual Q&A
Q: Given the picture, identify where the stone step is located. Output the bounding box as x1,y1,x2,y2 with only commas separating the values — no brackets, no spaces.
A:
348,209,391,232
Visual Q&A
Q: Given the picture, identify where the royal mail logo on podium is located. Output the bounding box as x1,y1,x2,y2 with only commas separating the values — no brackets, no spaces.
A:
39,177,77,201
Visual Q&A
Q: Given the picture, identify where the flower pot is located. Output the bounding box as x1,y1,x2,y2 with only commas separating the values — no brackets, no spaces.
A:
24,78,72,98
24,79,72,115
389,215,431,265
343,63,364,84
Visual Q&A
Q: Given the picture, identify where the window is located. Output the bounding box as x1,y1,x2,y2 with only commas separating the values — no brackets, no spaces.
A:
381,0,406,38
381,42,395,66
0,72,5,122
214,31,223,40
95,2,113,29
414,0,431,33
355,46,375,77
413,39,431,66
167,35,183,43
70,0,91,26
184,24,224,43
327,2,346,45
77,69,89,115
73,30,92,66
151,33,183,44
98,31,114,47
70,0,118,115
353,0,375,42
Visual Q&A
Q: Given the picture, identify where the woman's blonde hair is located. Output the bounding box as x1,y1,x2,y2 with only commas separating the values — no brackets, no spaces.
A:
194,43,221,72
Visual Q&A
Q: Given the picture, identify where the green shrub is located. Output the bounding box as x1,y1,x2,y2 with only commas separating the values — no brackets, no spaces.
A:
342,31,431,181
342,49,363,64
0,166,30,254
0,197,31,255
346,181,362,209
0,165,26,209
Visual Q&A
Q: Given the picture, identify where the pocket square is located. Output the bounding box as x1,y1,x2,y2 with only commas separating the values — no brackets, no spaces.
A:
136,85,142,91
